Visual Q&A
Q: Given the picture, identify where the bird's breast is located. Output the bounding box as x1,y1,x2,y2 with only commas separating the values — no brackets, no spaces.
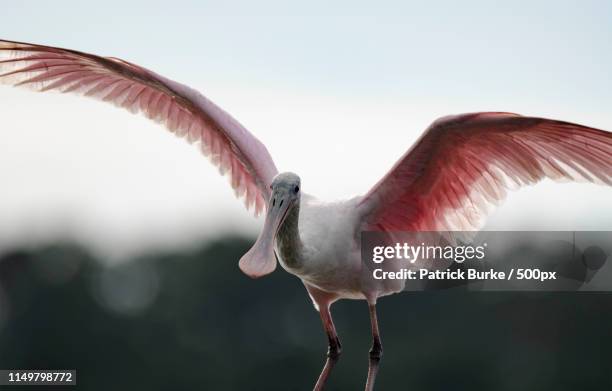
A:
276,197,365,297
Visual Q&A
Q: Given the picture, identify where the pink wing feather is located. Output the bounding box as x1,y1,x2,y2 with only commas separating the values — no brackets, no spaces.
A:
0,39,278,215
358,112,612,232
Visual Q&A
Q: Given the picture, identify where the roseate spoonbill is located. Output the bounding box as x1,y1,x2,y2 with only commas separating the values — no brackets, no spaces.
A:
1,39,611,391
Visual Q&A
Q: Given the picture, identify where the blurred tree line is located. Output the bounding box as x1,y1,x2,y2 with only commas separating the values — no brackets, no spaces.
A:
0,236,611,390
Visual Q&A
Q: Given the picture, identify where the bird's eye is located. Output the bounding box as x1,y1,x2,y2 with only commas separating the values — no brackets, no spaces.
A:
294,185,300,193
270,184,273,190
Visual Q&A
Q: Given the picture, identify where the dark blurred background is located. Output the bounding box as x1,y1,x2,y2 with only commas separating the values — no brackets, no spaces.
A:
1,236,611,391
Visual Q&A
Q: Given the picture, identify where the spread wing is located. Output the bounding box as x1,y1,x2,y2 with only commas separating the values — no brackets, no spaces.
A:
0,39,278,215
358,112,612,231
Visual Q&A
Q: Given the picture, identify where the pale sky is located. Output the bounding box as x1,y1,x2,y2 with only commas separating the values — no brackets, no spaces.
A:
1,1,611,260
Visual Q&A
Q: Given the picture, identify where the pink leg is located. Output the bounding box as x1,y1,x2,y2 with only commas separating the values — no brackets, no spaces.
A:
305,284,341,391
365,302,383,391
313,303,342,391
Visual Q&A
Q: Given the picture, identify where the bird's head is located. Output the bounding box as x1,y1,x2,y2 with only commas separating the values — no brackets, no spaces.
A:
239,172,301,278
